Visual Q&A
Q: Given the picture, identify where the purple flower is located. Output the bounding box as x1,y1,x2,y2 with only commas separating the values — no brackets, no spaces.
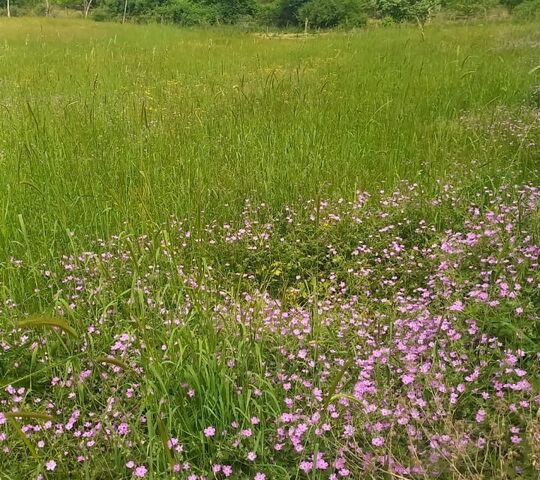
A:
401,374,415,385
315,452,328,470
203,426,216,437
372,436,385,447
475,409,486,423
117,422,129,435
449,300,464,312
133,465,147,477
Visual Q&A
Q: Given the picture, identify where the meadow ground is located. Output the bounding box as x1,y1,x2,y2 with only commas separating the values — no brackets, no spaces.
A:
0,17,539,479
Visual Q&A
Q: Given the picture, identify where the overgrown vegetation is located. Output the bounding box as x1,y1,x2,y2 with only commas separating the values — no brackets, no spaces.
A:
0,0,537,27
0,18,539,480
513,0,540,19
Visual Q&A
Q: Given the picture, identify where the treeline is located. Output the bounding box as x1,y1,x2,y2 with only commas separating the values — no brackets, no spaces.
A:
1,0,540,27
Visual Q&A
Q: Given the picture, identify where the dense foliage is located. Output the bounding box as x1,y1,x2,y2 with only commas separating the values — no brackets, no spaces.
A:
0,0,534,26
3,181,540,479
375,0,436,22
513,0,540,18
297,0,368,28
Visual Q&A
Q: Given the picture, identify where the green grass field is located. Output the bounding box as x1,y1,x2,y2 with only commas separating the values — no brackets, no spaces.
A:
0,18,539,480
1,19,539,262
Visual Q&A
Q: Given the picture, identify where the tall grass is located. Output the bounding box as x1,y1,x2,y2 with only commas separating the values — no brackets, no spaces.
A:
0,19,538,266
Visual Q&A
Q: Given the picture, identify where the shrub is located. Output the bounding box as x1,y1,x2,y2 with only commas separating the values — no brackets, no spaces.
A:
158,0,218,25
90,6,111,20
255,0,280,25
274,0,309,26
381,13,395,23
344,9,369,25
235,13,260,30
376,0,439,22
442,0,499,17
38,2,65,16
204,0,258,23
298,0,368,28
2,4,25,15
513,0,540,18
499,0,525,10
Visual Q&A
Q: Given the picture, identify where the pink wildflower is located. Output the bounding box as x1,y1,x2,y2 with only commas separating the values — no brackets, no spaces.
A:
372,436,385,447
117,423,129,435
475,409,486,423
133,465,147,477
203,426,216,437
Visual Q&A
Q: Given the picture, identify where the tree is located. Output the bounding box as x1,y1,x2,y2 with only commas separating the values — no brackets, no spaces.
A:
275,0,310,25
83,0,93,16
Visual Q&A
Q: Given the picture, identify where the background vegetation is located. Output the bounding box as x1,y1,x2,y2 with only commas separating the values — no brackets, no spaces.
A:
1,0,540,27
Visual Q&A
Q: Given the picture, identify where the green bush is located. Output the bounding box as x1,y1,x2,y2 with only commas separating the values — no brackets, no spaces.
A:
158,0,218,25
442,0,498,17
33,3,64,16
499,0,525,10
90,6,111,20
513,0,540,18
380,14,395,23
345,9,369,25
376,0,440,21
202,0,258,23
274,0,309,25
298,0,368,28
255,0,280,24
0,4,25,15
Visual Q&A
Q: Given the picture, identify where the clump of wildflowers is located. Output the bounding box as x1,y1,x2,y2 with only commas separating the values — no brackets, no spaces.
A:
1,182,539,478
